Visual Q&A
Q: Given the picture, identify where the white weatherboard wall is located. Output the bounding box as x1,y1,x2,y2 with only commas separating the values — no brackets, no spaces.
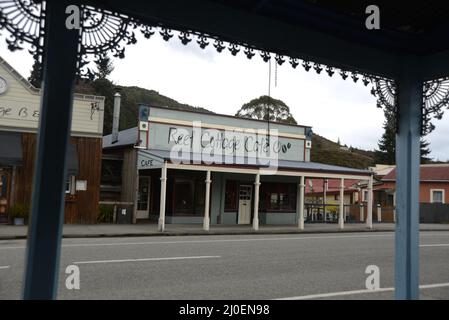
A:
0,57,104,137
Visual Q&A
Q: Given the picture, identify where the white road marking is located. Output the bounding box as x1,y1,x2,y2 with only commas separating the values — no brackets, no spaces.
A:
0,233,395,249
73,255,221,265
0,232,448,250
420,243,449,247
276,282,449,300
0,266,10,270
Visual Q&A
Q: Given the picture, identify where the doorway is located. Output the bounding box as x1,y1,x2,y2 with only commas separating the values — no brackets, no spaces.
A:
0,168,11,223
136,176,150,219
238,184,252,224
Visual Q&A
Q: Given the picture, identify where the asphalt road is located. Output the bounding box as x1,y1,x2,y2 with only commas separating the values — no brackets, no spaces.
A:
0,231,448,300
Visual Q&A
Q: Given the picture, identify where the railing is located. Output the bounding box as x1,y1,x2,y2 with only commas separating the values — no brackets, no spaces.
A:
304,203,397,223
304,203,351,223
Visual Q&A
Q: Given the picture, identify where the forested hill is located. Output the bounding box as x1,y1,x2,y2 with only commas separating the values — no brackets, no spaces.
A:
311,134,375,169
76,81,376,169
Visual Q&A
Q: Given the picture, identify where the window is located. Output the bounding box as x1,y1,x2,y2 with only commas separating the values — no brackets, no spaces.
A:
194,180,206,213
137,176,150,211
174,179,194,214
0,173,7,197
362,190,369,202
224,180,238,211
260,182,296,212
65,176,75,195
431,189,445,204
172,174,206,216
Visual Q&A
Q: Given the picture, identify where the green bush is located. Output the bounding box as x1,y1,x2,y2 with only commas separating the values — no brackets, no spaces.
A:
9,203,29,219
97,204,114,223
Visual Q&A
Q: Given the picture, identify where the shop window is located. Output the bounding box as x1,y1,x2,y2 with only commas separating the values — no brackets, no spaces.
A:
194,180,206,214
0,174,7,197
174,179,194,214
224,180,238,211
270,193,278,209
260,182,296,212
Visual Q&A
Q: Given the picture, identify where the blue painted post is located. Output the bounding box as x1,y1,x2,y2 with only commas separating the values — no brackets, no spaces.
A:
22,0,79,299
395,56,421,300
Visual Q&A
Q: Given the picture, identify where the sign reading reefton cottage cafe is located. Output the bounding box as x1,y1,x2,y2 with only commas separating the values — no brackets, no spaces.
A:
168,126,294,155
137,105,313,167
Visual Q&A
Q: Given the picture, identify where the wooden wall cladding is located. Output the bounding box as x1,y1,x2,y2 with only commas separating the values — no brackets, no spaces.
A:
13,133,102,224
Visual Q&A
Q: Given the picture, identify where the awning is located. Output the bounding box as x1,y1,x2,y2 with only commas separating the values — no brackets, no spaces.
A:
143,149,371,176
0,131,23,166
0,131,78,175
66,142,78,176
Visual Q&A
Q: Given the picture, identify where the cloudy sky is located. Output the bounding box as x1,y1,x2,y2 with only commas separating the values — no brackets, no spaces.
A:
1,31,448,161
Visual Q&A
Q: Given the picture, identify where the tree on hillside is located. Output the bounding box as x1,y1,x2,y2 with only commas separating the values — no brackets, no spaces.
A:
94,55,114,80
375,108,431,164
28,56,42,88
85,55,117,134
235,95,297,124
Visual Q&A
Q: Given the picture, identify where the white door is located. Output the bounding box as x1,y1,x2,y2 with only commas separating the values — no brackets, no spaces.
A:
238,185,252,224
136,176,150,219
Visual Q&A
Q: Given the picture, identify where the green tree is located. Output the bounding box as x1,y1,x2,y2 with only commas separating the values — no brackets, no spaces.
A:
28,56,42,88
92,78,116,134
375,108,432,164
87,55,116,134
94,55,114,80
235,95,297,124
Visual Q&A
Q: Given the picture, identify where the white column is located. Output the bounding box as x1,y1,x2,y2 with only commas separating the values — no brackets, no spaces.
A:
203,170,212,231
132,167,139,224
323,179,327,222
360,204,364,222
339,178,345,229
252,173,261,230
298,176,305,230
393,191,397,223
377,204,382,222
367,176,373,229
158,162,167,232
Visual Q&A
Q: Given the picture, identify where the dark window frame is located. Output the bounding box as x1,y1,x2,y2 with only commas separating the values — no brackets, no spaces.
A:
224,180,238,212
259,182,297,213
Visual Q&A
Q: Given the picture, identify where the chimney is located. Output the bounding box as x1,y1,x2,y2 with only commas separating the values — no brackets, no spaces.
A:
111,91,121,144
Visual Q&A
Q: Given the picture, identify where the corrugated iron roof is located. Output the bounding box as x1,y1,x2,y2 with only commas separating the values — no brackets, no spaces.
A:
382,164,449,181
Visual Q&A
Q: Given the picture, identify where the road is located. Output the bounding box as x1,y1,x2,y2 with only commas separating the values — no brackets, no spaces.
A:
0,231,448,299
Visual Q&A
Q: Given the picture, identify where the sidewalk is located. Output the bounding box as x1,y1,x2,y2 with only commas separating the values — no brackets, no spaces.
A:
1,223,449,240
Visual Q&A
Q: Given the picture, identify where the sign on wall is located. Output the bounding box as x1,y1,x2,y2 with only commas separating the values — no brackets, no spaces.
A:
138,105,311,163
137,150,164,170
0,64,104,136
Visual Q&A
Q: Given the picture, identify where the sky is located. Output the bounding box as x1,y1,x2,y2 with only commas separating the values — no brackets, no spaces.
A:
1,31,448,161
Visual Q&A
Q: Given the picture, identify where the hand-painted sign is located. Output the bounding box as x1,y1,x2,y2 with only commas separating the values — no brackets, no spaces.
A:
137,150,164,170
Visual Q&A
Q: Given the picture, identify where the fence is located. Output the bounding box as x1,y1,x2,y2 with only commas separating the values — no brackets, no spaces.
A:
420,203,449,223
98,201,134,224
304,202,449,224
305,203,358,223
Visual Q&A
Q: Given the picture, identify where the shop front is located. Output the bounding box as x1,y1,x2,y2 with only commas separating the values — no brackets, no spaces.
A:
0,56,105,224
103,104,374,230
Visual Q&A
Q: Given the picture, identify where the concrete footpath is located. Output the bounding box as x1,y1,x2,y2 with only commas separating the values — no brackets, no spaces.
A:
1,223,449,239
